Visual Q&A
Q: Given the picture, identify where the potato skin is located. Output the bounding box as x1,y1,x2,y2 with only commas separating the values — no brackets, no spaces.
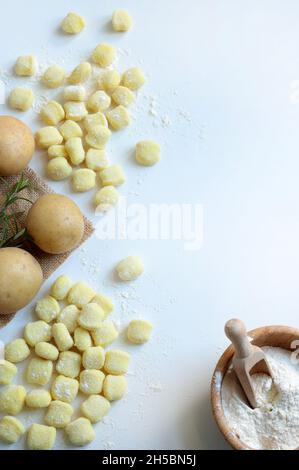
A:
0,248,43,315
26,194,84,254
0,116,35,176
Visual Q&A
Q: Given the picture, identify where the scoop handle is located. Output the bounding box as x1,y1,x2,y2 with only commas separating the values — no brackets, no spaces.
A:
225,318,252,358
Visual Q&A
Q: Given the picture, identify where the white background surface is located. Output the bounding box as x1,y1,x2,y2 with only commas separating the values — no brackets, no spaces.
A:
1,0,299,450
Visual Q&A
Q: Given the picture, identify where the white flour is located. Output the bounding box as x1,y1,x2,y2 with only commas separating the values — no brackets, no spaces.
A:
221,346,299,450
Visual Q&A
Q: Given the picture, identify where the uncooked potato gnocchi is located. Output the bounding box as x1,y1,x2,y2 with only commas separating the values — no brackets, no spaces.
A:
65,417,95,446
35,295,60,323
0,416,25,444
78,303,105,330
27,423,56,450
26,358,53,386
25,390,52,408
51,375,79,403
5,338,30,363
0,385,26,415
0,360,17,385
116,256,144,281
45,400,74,428
81,395,110,423
24,321,52,347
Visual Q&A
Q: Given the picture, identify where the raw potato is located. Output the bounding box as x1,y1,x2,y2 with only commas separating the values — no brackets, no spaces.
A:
26,194,84,255
106,105,130,131
81,395,110,423
127,320,153,344
0,116,35,176
0,416,24,444
0,247,43,315
61,12,86,34
116,255,144,281
56,351,81,378
79,369,105,395
92,321,119,348
35,295,60,323
94,186,119,211
60,120,83,140
35,342,59,361
86,91,111,113
112,86,135,107
36,127,63,149
99,165,126,186
68,62,91,85
122,67,145,90
74,327,92,352
92,43,116,67
58,305,79,334
72,169,96,192
85,149,108,171
0,361,17,385
65,137,85,165
48,145,68,159
24,321,52,347
104,349,130,375
51,275,72,300
135,140,160,166
47,157,72,181
65,418,95,447
45,401,73,428
42,65,66,88
63,86,86,102
97,69,121,92
26,358,53,386
51,375,79,403
84,112,108,132
52,323,74,351
5,338,30,363
103,375,127,401
85,125,111,149
40,101,65,126
9,87,34,111
25,390,52,408
78,303,105,330
64,101,88,121
82,346,105,370
67,282,94,308
15,55,37,76
27,423,56,450
112,10,132,32
0,385,26,415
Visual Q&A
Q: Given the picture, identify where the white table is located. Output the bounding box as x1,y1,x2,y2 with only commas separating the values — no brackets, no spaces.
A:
1,0,298,450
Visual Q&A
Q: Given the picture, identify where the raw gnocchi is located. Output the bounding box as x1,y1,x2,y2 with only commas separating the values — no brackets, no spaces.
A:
106,105,130,131
94,186,119,211
79,369,105,395
35,295,60,323
68,62,91,85
36,127,63,149
61,12,86,34
97,69,121,92
65,417,95,446
27,423,56,450
42,65,66,88
50,275,72,301
56,351,81,378
51,375,79,403
63,85,86,102
86,91,111,113
47,157,72,181
15,55,37,77
92,43,116,67
85,149,108,171
0,360,17,385
0,416,24,444
35,342,59,361
82,346,105,370
45,400,73,428
72,169,96,192
112,86,135,107
112,10,132,32
40,101,65,126
0,385,26,415
74,327,92,352
60,120,83,140
58,305,79,334
24,321,52,347
121,67,145,90
78,303,105,330
48,145,68,159
104,349,130,375
103,375,127,401
67,282,95,308
135,140,160,166
26,358,53,386
9,87,34,111
64,101,88,122
81,395,110,423
92,321,119,348
52,323,74,352
99,165,126,187
65,137,85,165
5,338,30,363
25,390,52,408
116,256,144,281
85,125,111,149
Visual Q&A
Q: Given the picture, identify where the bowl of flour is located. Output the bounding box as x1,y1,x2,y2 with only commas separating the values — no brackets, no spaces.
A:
211,325,299,450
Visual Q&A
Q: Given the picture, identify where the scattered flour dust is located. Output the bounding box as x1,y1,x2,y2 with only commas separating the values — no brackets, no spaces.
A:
222,346,299,450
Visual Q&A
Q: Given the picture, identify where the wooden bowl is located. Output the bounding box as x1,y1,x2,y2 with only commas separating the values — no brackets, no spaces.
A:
211,325,299,450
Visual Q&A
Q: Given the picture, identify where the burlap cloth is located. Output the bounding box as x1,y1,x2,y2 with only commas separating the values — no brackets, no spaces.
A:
0,167,94,328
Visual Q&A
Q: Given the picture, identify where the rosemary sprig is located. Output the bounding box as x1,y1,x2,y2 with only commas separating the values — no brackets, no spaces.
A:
0,174,33,248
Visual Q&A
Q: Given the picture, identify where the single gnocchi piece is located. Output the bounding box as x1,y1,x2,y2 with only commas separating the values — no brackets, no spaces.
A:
56,351,81,378
93,294,115,317
0,416,25,444
85,149,108,171
26,358,53,386
74,327,92,352
42,65,66,88
15,55,37,77
92,43,116,67
65,137,85,165
112,86,135,107
81,395,110,423
84,112,108,132
47,157,72,181
60,120,83,140
40,100,65,126
25,389,52,408
92,321,119,348
97,69,121,92
82,346,105,370
68,62,91,85
99,165,126,187
67,282,95,308
51,275,72,301
116,256,144,281
122,67,145,90
5,338,30,363
27,423,56,450
106,105,130,131
104,349,130,375
48,144,68,159
51,375,79,403
35,295,60,323
9,87,34,111
0,360,17,385
112,10,132,32
45,400,74,428
0,385,26,415
24,321,52,347
127,319,153,344
135,140,160,166
85,125,111,149
35,342,59,361
64,101,88,121
65,418,95,447
72,169,96,192
87,90,111,113
94,186,119,212
36,127,63,149
58,305,79,334
78,303,105,330
103,375,127,401
63,85,86,102
61,12,86,34
52,323,74,352
79,369,105,395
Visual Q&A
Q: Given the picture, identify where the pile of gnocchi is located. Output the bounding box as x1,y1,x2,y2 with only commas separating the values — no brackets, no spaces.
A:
8,9,160,210
0,274,152,449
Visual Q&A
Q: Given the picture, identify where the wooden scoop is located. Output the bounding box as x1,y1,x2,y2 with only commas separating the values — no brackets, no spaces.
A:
225,318,273,408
